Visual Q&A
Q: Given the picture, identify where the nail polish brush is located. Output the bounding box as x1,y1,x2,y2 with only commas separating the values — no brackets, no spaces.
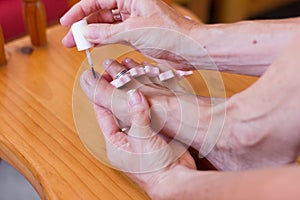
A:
85,49,97,79
71,19,97,79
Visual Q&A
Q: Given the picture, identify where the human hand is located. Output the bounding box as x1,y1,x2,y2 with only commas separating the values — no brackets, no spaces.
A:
80,57,300,172
60,0,205,70
94,88,196,198
80,58,207,152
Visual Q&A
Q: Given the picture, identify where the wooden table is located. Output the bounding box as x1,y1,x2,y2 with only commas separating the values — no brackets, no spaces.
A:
0,24,150,200
0,24,258,200
0,12,261,200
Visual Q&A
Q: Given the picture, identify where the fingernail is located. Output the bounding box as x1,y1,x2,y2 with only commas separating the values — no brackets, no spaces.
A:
59,17,65,25
127,89,142,106
61,37,67,45
82,70,98,86
83,25,99,39
123,57,132,64
103,59,114,69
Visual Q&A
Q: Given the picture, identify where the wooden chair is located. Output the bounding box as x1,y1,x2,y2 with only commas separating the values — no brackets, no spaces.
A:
23,0,47,46
0,25,6,66
0,0,46,66
0,0,78,66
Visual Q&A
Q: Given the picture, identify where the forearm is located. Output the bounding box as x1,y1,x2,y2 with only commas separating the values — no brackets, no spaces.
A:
190,17,300,76
228,29,300,155
190,31,300,169
170,165,300,200
201,30,300,171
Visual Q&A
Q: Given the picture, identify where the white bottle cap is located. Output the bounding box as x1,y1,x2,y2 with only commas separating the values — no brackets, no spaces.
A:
71,19,93,51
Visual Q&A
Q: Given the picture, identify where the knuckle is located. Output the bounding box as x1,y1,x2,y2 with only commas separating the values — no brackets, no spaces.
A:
103,25,113,40
132,105,150,117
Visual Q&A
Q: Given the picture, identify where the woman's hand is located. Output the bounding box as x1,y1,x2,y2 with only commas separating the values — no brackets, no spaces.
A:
60,0,205,70
80,57,300,171
80,58,207,152
61,0,300,75
95,88,196,198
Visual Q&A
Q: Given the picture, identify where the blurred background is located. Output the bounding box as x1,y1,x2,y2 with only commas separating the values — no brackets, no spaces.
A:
175,0,300,23
2,0,300,42
1,0,300,199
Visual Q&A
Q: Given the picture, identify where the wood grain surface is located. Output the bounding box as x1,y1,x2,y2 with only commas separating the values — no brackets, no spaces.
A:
0,24,259,200
0,25,151,199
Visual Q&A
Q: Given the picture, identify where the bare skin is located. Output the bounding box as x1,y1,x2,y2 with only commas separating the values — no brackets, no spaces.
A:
94,88,300,200
151,165,300,200
95,87,300,200
61,0,300,75
81,53,300,172
80,59,211,160
94,89,197,196
80,33,300,200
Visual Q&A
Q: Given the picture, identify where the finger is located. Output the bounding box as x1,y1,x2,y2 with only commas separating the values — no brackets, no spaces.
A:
93,104,119,138
93,104,129,147
122,57,142,69
122,58,153,85
86,9,116,24
60,0,117,26
127,90,152,138
80,69,124,109
80,69,130,125
61,8,121,48
126,90,178,174
102,73,113,82
83,23,124,45
62,30,76,48
103,59,146,92
103,59,127,79
140,61,163,85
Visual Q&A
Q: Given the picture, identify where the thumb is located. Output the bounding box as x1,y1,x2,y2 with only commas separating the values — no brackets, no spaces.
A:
127,89,152,139
84,23,125,45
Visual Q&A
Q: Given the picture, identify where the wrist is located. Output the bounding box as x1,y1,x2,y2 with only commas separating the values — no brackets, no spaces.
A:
202,94,272,170
147,165,198,200
194,97,237,170
206,92,299,171
192,94,269,171
149,165,221,200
